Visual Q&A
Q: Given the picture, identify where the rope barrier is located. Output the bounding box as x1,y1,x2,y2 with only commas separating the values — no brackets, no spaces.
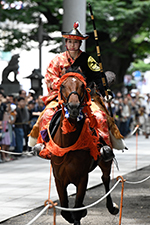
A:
125,175,150,184
117,176,126,225
26,204,50,225
51,179,121,212
2,123,148,224
25,172,150,225
0,149,34,156
127,124,139,137
26,179,121,225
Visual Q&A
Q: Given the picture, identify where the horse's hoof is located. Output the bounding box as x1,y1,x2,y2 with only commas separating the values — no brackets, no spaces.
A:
109,202,119,215
61,210,74,223
81,208,87,218
74,221,80,225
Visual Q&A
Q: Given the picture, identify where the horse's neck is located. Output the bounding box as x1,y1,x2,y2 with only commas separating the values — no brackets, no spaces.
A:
53,114,84,148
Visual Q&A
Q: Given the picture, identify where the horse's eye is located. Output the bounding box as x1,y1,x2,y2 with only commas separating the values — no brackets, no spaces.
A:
61,84,65,89
81,83,84,89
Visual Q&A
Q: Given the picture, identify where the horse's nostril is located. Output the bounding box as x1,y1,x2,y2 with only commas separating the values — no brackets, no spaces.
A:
68,103,80,110
67,103,80,118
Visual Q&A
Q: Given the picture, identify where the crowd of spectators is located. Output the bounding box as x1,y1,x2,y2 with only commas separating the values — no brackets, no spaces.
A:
109,90,150,138
0,86,150,163
0,88,45,163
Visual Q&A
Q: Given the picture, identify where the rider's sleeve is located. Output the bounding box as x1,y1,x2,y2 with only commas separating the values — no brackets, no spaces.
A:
45,55,62,94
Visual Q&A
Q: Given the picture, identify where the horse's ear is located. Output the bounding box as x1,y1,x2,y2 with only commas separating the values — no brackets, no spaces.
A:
61,68,66,76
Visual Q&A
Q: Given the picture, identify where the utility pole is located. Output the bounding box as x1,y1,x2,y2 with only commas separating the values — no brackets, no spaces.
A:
62,0,86,51
38,17,43,72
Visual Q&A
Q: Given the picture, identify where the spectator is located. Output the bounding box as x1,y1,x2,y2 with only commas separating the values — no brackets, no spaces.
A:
0,91,7,121
138,105,147,134
0,103,12,162
144,95,150,137
19,89,27,104
8,103,17,149
20,97,29,151
0,92,7,162
13,97,25,154
6,94,14,104
27,100,36,151
32,95,45,126
114,96,123,131
27,100,36,130
119,97,131,137
26,89,35,103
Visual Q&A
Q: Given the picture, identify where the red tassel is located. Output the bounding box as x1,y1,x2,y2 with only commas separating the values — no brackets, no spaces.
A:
39,148,51,159
61,118,76,134
74,22,79,29
82,105,98,129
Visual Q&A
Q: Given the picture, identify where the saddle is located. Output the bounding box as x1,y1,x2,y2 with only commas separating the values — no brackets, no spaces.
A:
49,108,62,138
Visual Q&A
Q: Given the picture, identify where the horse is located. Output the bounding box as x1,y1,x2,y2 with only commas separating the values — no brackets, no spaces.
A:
42,70,119,224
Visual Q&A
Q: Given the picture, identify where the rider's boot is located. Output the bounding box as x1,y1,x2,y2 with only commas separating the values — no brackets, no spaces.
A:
100,145,115,162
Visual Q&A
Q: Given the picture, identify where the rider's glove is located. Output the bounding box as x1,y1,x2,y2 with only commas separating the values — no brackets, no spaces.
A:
104,89,114,102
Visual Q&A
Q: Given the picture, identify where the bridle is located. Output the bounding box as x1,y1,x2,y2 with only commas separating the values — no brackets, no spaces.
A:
57,72,91,119
60,87,86,110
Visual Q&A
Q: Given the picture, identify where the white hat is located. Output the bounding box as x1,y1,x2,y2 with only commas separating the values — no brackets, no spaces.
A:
131,93,136,97
29,89,35,94
10,104,16,112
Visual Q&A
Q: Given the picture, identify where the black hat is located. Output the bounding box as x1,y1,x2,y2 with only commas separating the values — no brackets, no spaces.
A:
62,22,89,40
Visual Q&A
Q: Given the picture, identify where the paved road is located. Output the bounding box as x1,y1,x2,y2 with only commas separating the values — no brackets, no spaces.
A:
0,134,150,223
2,165,150,225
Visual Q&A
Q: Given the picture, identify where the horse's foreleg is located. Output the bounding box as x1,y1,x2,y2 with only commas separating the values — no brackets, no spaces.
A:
72,175,88,224
99,160,119,215
54,178,74,223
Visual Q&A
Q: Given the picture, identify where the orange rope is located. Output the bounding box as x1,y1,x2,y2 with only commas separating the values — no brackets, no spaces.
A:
117,176,126,225
136,125,139,170
44,163,57,225
48,164,52,200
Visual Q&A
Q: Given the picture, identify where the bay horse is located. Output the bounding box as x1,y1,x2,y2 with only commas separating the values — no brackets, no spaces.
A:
48,70,119,224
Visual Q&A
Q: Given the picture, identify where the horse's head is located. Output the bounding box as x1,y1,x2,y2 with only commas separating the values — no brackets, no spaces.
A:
58,71,88,119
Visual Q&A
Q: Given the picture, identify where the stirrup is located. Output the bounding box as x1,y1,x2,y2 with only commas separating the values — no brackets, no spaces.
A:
100,145,115,162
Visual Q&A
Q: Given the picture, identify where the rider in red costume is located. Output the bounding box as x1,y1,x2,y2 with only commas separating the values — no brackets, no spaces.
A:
28,22,125,161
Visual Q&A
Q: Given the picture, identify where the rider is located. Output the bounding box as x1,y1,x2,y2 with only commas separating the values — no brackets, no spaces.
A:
28,22,124,161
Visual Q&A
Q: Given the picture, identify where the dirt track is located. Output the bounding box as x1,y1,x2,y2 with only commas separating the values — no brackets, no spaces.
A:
1,165,150,225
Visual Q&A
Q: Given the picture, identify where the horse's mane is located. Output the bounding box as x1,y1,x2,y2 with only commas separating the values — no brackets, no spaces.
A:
64,66,86,79
58,67,87,90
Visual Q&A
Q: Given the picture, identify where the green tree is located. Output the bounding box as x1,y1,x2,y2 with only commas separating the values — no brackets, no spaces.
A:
0,0,63,50
86,0,150,90
1,0,150,90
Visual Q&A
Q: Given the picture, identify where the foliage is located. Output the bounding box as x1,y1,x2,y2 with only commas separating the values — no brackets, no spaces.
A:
128,59,150,74
1,0,150,86
86,1,150,56
0,0,63,51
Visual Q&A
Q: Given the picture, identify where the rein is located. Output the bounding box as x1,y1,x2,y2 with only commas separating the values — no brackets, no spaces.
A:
60,89,86,109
